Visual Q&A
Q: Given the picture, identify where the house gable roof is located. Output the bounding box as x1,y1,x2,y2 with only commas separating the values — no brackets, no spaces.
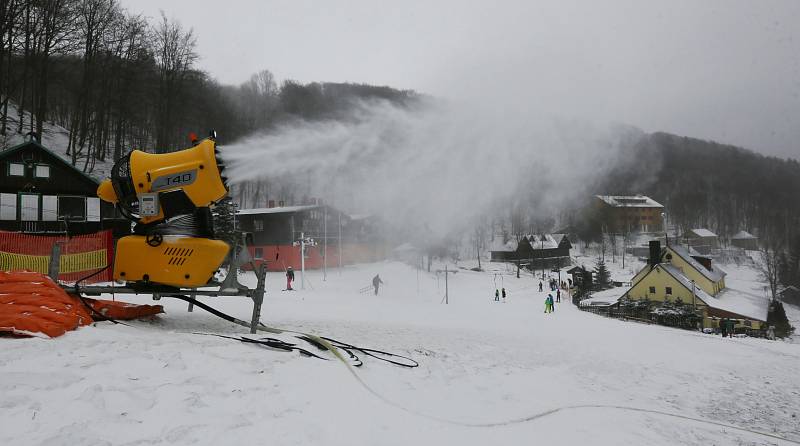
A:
0,138,100,187
732,230,757,240
596,195,664,208
689,228,717,238
666,245,726,282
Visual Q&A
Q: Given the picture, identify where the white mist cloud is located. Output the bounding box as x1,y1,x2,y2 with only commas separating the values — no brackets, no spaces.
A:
224,100,640,239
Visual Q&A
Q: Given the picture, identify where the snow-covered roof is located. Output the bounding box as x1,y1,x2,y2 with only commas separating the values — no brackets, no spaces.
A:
524,234,559,250
580,288,624,307
237,205,319,215
732,230,757,240
596,195,664,208
667,245,726,282
659,264,765,321
689,228,717,238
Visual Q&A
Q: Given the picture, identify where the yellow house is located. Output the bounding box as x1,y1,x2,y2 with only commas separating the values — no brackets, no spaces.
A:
630,244,726,295
623,241,765,330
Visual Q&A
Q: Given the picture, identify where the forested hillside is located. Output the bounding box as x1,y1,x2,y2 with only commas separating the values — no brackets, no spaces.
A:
593,132,800,245
2,1,798,252
0,0,417,168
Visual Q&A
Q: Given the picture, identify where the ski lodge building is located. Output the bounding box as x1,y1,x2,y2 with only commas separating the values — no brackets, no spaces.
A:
731,230,758,250
594,195,664,233
620,241,767,330
490,234,572,269
236,202,386,271
0,137,120,235
684,228,719,254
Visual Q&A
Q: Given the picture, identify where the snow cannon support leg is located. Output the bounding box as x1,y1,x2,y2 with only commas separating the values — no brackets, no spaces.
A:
250,264,267,334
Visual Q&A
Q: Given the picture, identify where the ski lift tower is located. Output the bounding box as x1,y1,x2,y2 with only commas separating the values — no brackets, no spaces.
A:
293,232,317,289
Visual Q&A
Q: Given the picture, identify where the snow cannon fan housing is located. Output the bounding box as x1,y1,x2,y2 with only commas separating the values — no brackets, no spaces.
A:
99,137,228,224
97,136,231,288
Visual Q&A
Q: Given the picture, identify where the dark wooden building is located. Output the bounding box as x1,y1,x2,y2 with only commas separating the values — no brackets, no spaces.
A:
236,204,386,271
0,138,119,235
490,234,572,269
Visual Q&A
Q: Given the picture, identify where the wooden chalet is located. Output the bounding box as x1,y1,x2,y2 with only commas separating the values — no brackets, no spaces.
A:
0,137,121,235
236,202,386,271
490,233,572,269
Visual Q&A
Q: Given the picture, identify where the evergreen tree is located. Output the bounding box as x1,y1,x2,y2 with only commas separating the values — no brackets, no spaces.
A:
594,258,611,290
767,300,794,338
212,196,240,264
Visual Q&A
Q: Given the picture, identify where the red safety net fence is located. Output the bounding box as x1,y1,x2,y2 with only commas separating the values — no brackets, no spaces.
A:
0,230,114,283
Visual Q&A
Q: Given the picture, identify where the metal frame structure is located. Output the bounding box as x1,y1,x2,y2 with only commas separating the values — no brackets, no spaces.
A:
51,236,268,334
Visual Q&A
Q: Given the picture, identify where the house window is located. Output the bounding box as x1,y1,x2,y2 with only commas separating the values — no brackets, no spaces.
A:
253,219,263,231
42,195,58,222
665,287,672,295
648,286,656,294
0,193,16,220
254,247,264,259
19,193,39,221
8,162,25,176
58,196,86,221
86,197,101,222
34,164,50,178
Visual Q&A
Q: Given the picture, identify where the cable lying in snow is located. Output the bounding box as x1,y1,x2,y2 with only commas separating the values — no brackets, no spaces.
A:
167,295,795,443
168,294,417,368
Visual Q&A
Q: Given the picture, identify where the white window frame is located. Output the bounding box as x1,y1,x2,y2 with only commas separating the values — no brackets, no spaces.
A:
86,197,101,222
254,219,264,231
34,163,50,179
57,195,87,222
42,195,58,222
8,162,25,176
19,193,40,221
0,193,16,220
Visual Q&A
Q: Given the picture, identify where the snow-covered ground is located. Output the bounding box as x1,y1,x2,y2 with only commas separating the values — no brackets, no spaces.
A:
2,259,799,445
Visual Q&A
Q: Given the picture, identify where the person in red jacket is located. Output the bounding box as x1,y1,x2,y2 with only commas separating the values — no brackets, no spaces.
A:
286,266,295,290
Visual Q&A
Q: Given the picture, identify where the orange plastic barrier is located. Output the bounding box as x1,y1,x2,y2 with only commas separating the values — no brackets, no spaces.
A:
0,271,163,338
0,230,114,283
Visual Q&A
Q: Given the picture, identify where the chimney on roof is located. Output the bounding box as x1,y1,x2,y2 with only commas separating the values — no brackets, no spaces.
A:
694,256,712,271
649,240,661,267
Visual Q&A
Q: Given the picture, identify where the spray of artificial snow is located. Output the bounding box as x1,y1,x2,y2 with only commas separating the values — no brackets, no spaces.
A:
223,99,643,240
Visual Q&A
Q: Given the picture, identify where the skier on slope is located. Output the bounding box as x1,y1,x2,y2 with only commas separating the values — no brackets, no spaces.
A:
539,281,543,292
502,287,507,302
286,266,295,290
556,288,561,303
495,289,500,302
544,294,553,313
372,274,384,295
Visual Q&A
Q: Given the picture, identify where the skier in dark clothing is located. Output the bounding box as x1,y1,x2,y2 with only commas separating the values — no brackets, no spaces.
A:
372,274,384,295
502,288,507,302
495,289,500,301
285,266,295,290
720,318,727,337
556,288,561,303
539,281,543,292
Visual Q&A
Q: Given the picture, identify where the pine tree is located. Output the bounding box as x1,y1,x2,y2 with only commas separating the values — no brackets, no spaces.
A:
212,196,240,264
594,258,611,290
767,300,794,338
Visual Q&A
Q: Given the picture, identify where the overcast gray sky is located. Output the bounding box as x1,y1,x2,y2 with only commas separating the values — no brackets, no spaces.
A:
123,0,800,159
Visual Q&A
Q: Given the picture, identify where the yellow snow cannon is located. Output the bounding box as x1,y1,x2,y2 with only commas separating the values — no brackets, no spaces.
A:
97,133,231,288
